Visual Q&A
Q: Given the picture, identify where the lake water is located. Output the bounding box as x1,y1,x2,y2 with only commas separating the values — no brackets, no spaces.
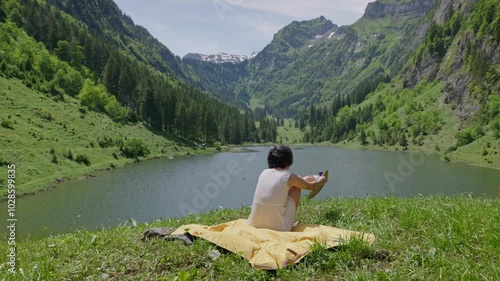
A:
1,146,499,238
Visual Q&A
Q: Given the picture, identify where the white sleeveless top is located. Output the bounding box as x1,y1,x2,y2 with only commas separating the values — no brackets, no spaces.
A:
247,168,296,231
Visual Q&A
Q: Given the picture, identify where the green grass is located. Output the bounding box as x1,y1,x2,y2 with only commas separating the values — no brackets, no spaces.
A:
0,77,221,200
1,196,498,280
249,98,265,111
448,134,500,168
277,120,303,144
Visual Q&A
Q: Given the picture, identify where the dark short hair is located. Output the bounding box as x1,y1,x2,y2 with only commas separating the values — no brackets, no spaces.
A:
267,145,293,169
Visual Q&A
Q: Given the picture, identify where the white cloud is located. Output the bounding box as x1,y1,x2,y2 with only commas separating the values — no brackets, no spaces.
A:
150,23,167,33
230,0,371,20
234,14,286,38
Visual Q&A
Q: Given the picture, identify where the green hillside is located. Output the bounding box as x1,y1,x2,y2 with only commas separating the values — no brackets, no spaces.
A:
298,0,500,168
0,76,215,200
46,0,185,77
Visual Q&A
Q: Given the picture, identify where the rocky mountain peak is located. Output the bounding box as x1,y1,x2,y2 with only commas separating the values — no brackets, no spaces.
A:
274,16,336,49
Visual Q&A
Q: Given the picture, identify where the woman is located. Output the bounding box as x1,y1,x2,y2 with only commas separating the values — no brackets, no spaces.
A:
247,145,328,231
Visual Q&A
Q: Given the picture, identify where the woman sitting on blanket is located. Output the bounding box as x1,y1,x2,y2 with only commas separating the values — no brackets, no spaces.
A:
247,145,328,231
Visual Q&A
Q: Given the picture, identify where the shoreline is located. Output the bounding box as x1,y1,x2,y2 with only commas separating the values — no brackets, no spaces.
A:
1,146,228,202
301,141,500,171
5,141,498,202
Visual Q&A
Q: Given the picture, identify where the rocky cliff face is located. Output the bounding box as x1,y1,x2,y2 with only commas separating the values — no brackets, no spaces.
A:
364,0,434,18
433,0,478,24
407,0,498,121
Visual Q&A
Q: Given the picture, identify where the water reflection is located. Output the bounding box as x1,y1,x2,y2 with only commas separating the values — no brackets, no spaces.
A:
1,146,498,238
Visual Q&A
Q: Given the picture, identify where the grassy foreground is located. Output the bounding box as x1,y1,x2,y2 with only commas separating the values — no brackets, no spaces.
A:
1,196,498,280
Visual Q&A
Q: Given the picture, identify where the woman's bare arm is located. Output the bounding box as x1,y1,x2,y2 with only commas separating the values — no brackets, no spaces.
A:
287,173,327,190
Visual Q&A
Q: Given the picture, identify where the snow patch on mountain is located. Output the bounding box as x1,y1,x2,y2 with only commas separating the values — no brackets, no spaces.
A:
183,52,258,64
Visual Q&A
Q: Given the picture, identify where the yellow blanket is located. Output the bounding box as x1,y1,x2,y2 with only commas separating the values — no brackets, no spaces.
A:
171,219,375,270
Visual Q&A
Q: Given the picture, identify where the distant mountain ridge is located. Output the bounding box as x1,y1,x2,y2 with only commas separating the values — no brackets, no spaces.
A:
180,0,499,167
183,52,258,64
184,0,498,120
181,15,340,108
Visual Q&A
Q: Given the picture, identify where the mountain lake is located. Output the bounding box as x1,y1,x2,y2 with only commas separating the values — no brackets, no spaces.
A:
1,146,499,238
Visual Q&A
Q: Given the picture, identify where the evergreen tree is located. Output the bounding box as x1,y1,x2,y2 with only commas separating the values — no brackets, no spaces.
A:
117,64,136,106
102,52,121,97
399,132,409,150
174,96,189,137
233,121,242,145
359,130,368,145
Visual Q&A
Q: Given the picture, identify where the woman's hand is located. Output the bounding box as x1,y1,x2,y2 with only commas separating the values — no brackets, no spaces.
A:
311,175,327,190
302,175,316,183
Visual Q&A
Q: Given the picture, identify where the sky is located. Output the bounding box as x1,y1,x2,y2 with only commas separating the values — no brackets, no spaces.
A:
113,0,373,57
